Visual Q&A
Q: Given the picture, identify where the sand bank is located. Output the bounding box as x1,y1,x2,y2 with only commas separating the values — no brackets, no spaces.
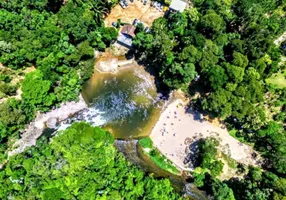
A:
150,99,261,171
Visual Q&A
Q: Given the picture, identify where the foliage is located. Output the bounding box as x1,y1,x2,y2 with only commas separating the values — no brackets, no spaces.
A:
198,173,236,200
138,137,153,148
227,167,286,200
0,0,118,163
0,99,28,134
133,3,286,199
265,71,286,89
0,122,181,199
256,121,286,174
197,137,224,177
133,0,285,133
21,70,56,111
0,0,117,109
139,137,180,175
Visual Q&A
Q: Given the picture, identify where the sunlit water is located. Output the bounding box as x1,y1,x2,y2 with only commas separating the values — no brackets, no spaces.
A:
60,65,164,138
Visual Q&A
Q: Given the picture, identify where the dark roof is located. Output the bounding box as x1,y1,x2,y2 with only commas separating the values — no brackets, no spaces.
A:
117,33,133,48
121,25,136,38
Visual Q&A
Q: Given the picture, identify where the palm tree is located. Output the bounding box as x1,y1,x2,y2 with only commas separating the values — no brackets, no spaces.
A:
74,0,109,23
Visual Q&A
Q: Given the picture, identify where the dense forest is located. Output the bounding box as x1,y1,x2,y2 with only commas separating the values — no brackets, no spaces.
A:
134,0,286,172
132,0,286,199
0,0,118,161
1,0,286,199
0,122,180,199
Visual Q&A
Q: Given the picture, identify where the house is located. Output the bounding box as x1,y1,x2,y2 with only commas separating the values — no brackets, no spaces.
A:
169,0,187,12
117,25,136,48
117,33,133,48
121,25,136,38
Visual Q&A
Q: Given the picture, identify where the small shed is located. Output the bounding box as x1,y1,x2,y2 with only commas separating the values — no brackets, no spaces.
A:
169,0,187,12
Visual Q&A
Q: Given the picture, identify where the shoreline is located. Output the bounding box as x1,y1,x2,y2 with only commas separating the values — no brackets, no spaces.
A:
8,94,88,157
150,98,262,172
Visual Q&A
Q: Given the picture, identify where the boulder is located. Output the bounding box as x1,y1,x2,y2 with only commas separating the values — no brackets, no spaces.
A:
46,117,58,129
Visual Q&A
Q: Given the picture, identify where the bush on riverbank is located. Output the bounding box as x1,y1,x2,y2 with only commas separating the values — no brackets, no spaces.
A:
139,137,180,175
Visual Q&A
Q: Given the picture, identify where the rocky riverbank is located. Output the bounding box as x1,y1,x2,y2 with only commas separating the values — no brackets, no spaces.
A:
8,94,87,156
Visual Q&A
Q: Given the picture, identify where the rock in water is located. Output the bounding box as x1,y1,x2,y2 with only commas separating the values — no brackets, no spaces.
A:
46,118,58,129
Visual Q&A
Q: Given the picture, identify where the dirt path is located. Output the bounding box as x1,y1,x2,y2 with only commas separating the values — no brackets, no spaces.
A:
150,99,262,171
105,1,164,27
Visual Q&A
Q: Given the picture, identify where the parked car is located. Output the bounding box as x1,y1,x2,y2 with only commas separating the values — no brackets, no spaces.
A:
119,1,126,8
112,22,117,27
143,0,147,5
144,27,151,33
130,0,134,2
133,18,138,26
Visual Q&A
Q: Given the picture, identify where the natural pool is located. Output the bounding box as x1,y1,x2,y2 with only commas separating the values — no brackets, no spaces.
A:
81,64,164,139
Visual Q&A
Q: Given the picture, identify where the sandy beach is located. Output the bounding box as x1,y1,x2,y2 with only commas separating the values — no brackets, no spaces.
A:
150,99,261,171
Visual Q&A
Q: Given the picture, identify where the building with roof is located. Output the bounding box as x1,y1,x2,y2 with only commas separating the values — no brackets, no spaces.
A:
121,25,136,38
169,0,187,12
117,25,136,48
117,33,133,48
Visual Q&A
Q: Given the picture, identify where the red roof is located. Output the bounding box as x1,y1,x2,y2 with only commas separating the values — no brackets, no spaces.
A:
120,25,136,38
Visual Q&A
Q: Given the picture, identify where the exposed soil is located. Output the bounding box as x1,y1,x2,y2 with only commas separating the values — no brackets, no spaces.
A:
105,0,164,27
150,98,263,172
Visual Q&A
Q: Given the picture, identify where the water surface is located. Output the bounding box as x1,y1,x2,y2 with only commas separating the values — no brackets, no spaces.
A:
81,65,163,138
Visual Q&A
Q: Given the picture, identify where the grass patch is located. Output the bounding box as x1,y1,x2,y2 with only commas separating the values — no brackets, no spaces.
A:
221,153,237,169
229,129,255,147
265,71,286,89
139,137,180,175
229,129,247,143
139,137,153,149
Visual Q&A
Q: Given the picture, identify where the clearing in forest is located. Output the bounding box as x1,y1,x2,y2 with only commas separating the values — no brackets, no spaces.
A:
104,0,164,27
266,71,286,89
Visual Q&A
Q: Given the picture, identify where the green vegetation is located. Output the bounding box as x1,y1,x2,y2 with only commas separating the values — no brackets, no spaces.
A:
133,0,286,199
133,0,286,132
266,71,286,89
0,68,19,98
193,138,286,200
192,141,236,200
1,0,286,199
0,0,118,161
221,153,237,170
139,137,180,175
227,167,286,200
196,137,224,177
0,122,181,199
139,137,153,148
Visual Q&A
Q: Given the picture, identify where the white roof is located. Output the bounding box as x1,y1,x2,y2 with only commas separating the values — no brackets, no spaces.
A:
169,0,187,12
117,33,133,47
